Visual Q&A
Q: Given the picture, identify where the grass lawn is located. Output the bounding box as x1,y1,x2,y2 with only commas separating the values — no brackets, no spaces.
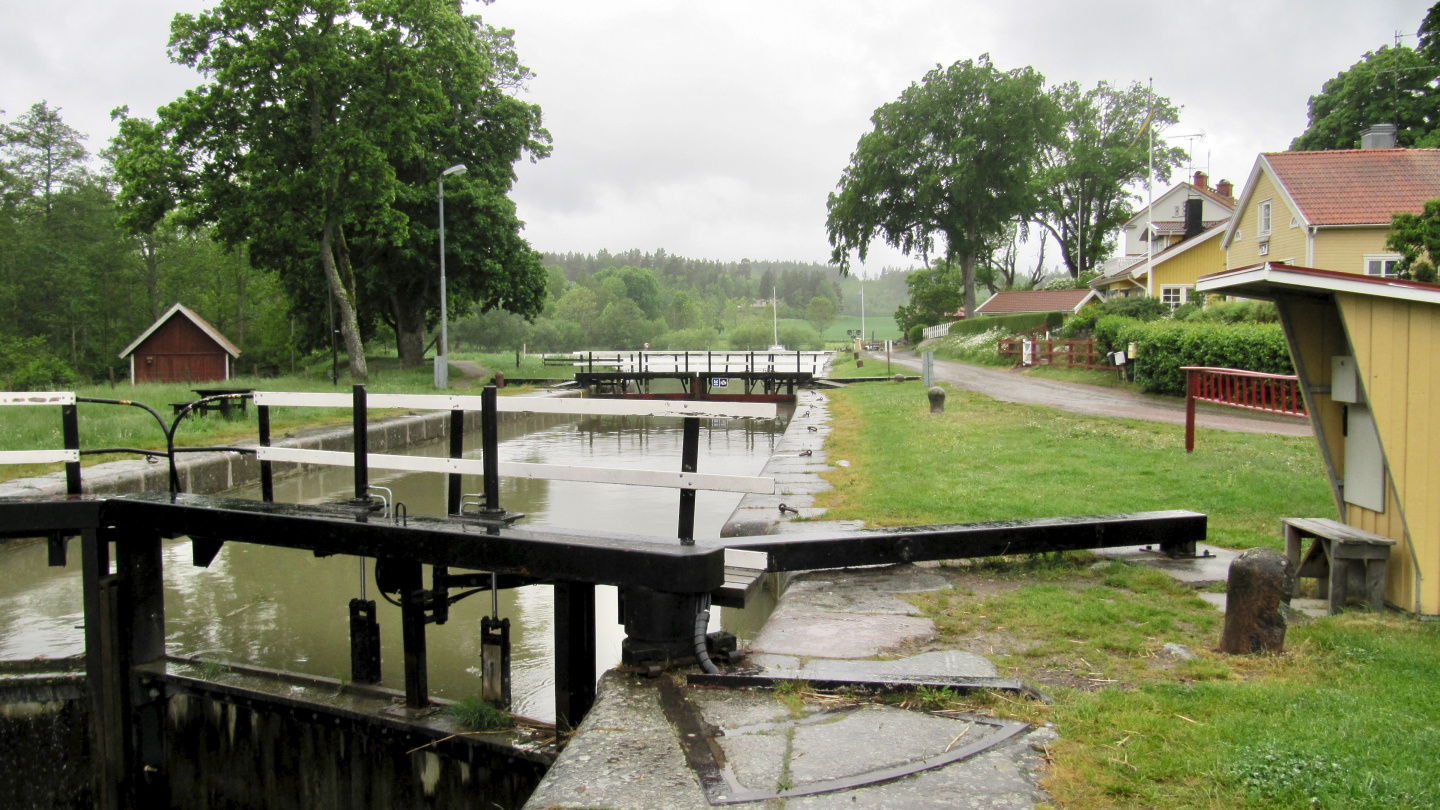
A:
809,381,1439,808
779,315,901,342
0,355,482,484
824,350,908,380
814,380,1331,550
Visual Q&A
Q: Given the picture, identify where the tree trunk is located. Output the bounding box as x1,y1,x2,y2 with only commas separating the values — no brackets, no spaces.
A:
392,293,428,370
318,218,368,380
960,251,977,318
141,235,161,322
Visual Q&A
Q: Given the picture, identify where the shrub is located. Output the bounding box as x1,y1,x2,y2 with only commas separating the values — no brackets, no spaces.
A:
0,336,75,391
652,326,722,350
932,326,1010,366
947,312,1061,338
1093,316,1293,395
908,323,925,345
1180,299,1278,324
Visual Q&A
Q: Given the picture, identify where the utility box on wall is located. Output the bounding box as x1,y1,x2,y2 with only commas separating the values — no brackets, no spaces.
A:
1331,356,1358,403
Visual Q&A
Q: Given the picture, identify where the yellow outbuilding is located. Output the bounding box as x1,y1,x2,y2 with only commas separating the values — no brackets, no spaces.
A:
1198,262,1440,615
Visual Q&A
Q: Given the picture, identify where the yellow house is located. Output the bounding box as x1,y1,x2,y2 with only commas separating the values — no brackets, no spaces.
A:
1198,263,1440,615
1092,171,1236,304
1222,140,1440,276
1091,223,1229,306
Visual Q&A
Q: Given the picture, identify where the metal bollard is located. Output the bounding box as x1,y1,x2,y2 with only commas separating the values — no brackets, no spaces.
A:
928,386,946,414
1220,548,1295,654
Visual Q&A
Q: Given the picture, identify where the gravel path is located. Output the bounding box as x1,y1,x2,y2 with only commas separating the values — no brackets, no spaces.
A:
888,351,1312,437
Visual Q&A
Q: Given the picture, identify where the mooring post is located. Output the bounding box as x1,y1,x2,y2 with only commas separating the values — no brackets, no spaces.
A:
398,560,430,709
482,385,503,516
678,416,700,544
1184,368,1198,454
553,581,596,731
258,404,274,502
448,409,464,515
61,402,81,496
352,384,369,503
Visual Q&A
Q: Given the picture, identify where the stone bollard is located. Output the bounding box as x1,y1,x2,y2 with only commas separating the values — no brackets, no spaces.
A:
894,374,905,383
1220,548,1295,654
495,371,505,389
927,386,945,414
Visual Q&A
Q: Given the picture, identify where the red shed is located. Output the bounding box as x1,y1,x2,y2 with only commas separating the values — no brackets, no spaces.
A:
119,303,241,384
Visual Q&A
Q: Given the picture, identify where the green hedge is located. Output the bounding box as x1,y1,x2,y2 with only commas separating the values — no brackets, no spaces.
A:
1093,316,1294,396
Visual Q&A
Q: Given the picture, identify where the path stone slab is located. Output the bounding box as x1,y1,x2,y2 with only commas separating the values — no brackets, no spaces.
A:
1093,543,1236,586
751,611,936,658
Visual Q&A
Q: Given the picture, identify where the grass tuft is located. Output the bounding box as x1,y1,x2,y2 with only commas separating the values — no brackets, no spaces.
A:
446,696,512,732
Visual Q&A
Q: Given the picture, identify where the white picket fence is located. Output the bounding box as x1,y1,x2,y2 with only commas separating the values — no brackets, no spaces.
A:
922,322,953,340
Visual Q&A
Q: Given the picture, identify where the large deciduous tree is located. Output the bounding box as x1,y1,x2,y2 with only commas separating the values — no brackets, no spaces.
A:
826,55,1061,317
125,0,549,380
1038,81,1186,278
1291,44,1440,150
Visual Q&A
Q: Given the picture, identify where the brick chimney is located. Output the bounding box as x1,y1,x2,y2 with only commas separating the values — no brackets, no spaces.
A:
1216,179,1234,199
1193,171,1209,191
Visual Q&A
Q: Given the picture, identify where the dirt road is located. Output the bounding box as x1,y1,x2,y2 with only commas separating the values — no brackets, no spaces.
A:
887,351,1312,437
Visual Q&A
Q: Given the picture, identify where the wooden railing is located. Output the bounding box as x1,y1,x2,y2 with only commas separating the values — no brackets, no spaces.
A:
1182,366,1307,452
997,337,1106,370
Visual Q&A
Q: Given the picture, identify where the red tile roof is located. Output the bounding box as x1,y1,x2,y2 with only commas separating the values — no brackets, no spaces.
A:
1187,182,1237,209
974,289,1096,315
1265,149,1440,226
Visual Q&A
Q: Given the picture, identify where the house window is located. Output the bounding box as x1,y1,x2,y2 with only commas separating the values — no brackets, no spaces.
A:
1160,285,1192,309
1364,254,1402,277
1258,200,1273,237
1235,228,1242,241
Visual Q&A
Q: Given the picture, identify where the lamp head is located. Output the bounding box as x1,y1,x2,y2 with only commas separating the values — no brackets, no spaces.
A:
443,163,468,177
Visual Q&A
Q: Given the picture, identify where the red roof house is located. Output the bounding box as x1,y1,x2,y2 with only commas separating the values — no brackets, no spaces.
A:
119,303,241,384
973,289,1098,316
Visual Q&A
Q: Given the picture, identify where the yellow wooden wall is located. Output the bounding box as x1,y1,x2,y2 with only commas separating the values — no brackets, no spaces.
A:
1311,227,1391,273
1228,170,1307,268
1151,236,1228,289
1335,293,1440,614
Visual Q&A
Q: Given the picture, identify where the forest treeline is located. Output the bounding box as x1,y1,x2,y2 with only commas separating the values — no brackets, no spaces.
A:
0,101,911,387
452,250,911,352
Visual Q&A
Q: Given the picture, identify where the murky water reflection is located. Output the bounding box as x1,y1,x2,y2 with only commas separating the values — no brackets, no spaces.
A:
0,403,787,722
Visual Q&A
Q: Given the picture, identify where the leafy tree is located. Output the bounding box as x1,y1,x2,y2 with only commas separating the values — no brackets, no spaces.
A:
1039,81,1186,277
827,55,1062,317
128,0,549,380
892,260,965,337
1291,44,1440,150
2,101,89,216
1386,198,1440,281
805,296,837,334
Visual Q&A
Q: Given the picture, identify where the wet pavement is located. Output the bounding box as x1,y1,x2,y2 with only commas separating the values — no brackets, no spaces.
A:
888,350,1312,437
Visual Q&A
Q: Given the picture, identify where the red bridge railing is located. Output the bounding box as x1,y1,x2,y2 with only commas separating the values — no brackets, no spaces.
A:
1182,366,1307,452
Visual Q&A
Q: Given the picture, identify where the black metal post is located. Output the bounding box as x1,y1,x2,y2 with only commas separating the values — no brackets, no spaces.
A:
678,416,700,544
398,560,429,709
553,581,596,731
448,409,464,515
349,598,382,684
62,403,81,496
481,385,502,516
81,527,124,810
118,527,168,807
352,384,368,503
258,404,274,503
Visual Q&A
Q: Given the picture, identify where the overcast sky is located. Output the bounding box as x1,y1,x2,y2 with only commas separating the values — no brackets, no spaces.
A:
2,0,1432,274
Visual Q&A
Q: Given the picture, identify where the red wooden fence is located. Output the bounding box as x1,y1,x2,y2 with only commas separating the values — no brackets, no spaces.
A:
997,337,1107,371
1182,366,1307,452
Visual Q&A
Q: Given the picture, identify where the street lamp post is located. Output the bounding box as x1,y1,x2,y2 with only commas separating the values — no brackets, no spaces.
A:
436,163,467,389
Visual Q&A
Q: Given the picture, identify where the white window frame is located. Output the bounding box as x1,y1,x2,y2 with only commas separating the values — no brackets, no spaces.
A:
1160,285,1192,309
1363,253,1402,278
1290,215,1299,229
1258,200,1273,237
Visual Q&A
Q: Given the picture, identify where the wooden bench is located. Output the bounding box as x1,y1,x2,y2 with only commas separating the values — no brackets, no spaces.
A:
1283,518,1395,614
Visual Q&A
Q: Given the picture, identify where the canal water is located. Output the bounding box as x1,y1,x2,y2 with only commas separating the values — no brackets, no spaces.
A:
0,405,788,722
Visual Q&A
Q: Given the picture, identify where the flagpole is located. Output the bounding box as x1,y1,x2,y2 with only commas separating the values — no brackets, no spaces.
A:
1147,78,1155,299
